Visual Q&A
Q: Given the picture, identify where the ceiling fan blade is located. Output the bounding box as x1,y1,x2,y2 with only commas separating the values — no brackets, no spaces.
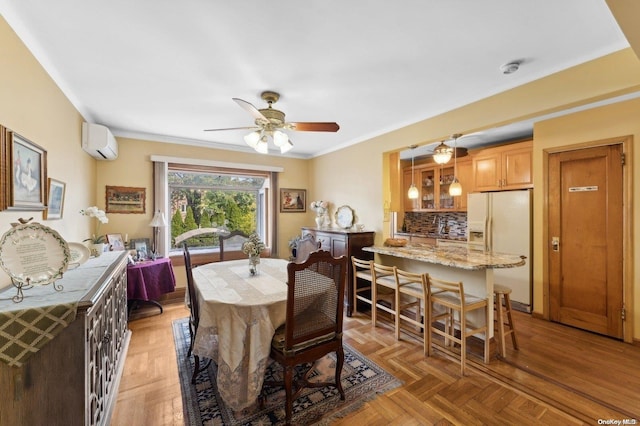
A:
204,126,260,132
288,122,340,132
233,98,268,122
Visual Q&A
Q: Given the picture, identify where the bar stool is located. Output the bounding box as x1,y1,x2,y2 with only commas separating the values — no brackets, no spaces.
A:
351,257,373,316
493,284,519,358
428,276,490,376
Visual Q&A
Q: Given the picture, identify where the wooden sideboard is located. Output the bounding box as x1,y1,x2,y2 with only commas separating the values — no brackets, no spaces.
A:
301,227,374,317
0,252,130,426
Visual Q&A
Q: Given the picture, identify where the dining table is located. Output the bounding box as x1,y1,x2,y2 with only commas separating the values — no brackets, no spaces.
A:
190,257,289,411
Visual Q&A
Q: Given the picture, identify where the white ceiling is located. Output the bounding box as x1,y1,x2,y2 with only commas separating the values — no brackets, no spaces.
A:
0,0,630,158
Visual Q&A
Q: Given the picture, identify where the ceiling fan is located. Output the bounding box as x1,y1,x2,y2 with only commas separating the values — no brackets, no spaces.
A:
204,91,340,154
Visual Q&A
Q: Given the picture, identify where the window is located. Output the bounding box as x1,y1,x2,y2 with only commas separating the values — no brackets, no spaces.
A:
167,164,272,251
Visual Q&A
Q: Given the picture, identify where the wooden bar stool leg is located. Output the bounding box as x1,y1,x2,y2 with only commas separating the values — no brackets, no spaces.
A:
504,292,519,350
495,292,507,358
494,285,519,358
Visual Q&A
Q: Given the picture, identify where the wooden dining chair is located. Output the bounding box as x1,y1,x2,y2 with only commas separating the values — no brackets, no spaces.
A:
262,250,347,425
182,242,210,383
427,276,490,375
219,230,250,261
293,233,321,263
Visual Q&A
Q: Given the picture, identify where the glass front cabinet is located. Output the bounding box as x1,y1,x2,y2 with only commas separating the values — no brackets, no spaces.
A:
404,160,471,211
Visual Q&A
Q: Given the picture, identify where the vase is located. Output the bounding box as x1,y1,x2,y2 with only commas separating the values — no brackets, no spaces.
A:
249,255,260,276
315,215,323,228
90,243,106,257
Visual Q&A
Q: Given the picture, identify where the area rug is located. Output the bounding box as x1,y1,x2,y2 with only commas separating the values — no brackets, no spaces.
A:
172,318,402,425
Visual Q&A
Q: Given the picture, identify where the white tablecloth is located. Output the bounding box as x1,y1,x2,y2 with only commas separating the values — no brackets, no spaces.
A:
191,258,289,411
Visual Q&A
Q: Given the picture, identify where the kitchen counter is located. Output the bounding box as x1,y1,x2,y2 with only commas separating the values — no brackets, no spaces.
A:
363,244,525,270
363,244,526,345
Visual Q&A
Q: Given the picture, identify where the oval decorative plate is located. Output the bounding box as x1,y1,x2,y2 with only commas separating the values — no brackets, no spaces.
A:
68,242,91,269
335,205,355,229
0,222,70,285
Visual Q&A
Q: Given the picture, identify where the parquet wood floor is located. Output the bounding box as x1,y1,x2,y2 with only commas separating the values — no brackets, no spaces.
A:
112,302,640,425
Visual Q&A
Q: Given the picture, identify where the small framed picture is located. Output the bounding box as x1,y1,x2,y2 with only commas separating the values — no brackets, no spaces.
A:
130,238,150,259
106,233,126,251
280,188,306,213
105,185,146,214
43,178,66,220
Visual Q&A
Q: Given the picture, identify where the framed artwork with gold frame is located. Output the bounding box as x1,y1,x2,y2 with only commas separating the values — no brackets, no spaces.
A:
105,185,146,214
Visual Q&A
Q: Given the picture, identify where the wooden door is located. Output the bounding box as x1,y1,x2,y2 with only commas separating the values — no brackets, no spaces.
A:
548,144,624,338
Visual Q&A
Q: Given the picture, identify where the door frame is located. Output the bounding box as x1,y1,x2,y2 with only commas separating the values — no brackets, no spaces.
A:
542,136,634,343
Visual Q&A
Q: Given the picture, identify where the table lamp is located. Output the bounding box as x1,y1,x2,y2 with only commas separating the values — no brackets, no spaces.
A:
149,210,167,259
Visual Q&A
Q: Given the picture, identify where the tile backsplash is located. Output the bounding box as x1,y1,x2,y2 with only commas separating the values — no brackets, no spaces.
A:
401,211,467,238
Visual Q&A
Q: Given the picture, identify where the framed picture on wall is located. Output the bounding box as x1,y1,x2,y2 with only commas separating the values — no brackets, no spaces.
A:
280,188,306,213
105,185,146,214
43,178,66,220
8,131,47,211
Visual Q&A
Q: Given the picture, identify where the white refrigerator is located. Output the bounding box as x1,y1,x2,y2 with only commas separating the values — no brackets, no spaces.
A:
467,190,532,312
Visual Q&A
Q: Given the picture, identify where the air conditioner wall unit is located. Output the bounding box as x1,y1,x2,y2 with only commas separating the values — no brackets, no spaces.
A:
82,122,118,160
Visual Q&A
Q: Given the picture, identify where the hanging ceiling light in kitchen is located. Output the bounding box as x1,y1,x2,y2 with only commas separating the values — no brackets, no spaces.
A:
433,141,453,164
449,134,462,196
407,145,419,199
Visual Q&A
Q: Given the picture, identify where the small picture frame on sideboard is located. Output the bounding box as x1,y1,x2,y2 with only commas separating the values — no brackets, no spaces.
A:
106,233,126,251
129,238,150,260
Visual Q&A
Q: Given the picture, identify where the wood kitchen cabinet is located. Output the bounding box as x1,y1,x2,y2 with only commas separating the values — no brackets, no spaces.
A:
301,227,374,317
403,158,471,211
473,140,533,191
454,158,473,210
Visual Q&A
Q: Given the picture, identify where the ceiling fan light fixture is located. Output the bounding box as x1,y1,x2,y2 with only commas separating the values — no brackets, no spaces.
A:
279,140,294,154
254,137,269,154
433,142,453,164
244,130,262,148
208,91,339,155
272,130,289,147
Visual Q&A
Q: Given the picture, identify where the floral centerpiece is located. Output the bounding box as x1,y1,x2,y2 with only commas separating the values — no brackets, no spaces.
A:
242,232,265,275
81,206,109,257
310,200,330,228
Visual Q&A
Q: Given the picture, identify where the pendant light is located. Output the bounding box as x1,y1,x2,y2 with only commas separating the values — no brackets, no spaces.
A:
449,134,462,196
433,141,453,164
407,145,419,199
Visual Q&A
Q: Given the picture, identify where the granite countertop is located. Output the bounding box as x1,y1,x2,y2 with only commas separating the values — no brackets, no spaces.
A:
363,244,526,271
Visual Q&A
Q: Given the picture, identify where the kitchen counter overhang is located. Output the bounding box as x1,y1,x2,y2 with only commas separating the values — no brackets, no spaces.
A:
363,243,526,270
